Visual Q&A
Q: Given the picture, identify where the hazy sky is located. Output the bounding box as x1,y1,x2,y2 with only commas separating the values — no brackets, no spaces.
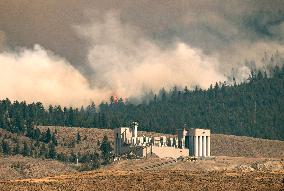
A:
0,0,283,106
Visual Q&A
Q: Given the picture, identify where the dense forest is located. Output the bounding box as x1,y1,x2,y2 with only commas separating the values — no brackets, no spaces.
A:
0,64,283,141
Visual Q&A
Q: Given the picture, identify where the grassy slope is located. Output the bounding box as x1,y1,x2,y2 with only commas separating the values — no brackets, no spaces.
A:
0,126,283,182
39,126,284,158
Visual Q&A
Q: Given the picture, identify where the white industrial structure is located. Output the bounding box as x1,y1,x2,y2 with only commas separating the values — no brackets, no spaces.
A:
188,128,211,157
114,123,211,159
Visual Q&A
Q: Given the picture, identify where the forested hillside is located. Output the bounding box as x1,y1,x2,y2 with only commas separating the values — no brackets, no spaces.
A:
0,65,283,140
97,65,284,140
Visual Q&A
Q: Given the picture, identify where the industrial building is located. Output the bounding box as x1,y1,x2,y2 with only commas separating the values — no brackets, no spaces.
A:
114,123,211,158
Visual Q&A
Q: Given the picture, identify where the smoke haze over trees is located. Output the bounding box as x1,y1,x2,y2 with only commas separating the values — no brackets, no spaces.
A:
0,0,284,105
0,1,283,142
0,65,283,140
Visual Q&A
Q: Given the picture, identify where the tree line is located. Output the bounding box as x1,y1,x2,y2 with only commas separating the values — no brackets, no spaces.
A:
0,65,283,141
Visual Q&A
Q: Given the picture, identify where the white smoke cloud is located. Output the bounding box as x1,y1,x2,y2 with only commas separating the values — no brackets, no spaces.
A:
77,12,226,100
0,45,110,106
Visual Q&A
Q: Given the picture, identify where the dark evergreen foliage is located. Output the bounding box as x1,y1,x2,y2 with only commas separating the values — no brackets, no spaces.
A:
22,142,31,156
2,140,10,155
0,65,283,142
99,135,113,164
13,141,20,155
76,132,81,144
51,134,58,146
48,143,57,159
39,143,48,158
44,128,52,143
57,152,67,162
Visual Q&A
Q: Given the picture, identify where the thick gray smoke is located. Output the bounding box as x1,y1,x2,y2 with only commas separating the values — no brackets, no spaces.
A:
0,14,226,105
77,12,226,100
0,1,283,106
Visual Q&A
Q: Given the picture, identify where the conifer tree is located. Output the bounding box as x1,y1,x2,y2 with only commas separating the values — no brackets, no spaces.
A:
0,141,3,156
44,128,52,143
76,132,81,144
51,134,58,146
39,143,47,158
22,142,31,157
34,128,41,141
48,143,57,159
2,140,10,155
99,135,113,165
13,142,20,155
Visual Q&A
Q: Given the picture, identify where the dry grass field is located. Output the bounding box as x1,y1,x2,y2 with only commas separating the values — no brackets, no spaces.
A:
0,157,283,191
0,156,76,181
0,126,284,190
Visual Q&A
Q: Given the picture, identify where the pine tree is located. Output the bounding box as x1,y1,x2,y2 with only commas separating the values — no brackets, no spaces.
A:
34,140,40,147
57,152,67,162
48,143,56,159
68,107,75,126
39,143,47,158
13,142,20,155
0,141,3,156
76,132,81,144
69,151,77,163
44,128,52,143
99,135,113,165
22,142,31,157
2,140,10,155
90,152,100,169
34,128,41,141
51,134,58,146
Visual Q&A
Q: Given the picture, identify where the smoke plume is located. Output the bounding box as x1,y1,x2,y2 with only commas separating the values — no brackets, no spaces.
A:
77,12,226,100
0,14,226,106
0,1,283,106
0,45,111,106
